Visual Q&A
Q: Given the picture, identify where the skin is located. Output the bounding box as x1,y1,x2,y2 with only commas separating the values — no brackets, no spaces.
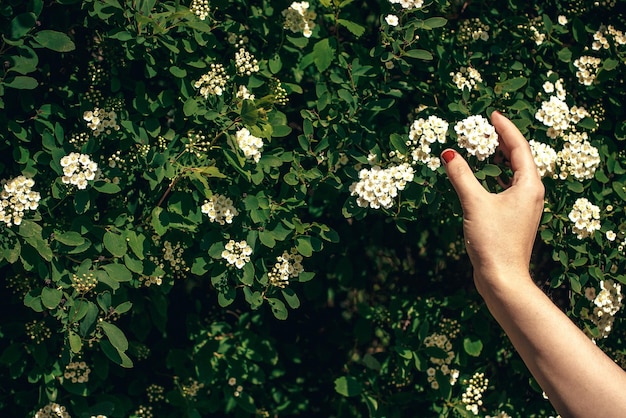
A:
441,111,626,418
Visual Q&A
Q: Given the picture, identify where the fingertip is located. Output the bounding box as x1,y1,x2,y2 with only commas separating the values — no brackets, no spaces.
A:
441,149,456,165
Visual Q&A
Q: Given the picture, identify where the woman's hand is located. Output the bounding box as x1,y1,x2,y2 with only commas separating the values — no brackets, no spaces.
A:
440,111,545,294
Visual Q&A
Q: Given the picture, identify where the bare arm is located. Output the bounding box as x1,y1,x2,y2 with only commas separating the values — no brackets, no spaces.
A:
441,111,626,417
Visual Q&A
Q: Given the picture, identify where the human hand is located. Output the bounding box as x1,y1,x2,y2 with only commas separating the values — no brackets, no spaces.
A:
441,111,545,293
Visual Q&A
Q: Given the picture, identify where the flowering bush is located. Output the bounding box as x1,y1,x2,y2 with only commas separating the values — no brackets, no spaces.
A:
1,0,626,417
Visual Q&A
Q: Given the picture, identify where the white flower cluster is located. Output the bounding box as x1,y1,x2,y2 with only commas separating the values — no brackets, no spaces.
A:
573,55,602,86
407,115,449,170
535,96,571,138
530,25,546,45
268,248,304,288
557,135,600,181
454,115,498,161
235,47,259,76
0,175,40,227
162,240,188,276
221,239,252,269
450,67,483,91
201,193,239,225
60,152,98,189
64,361,91,383
349,163,414,210
424,333,459,389
457,18,490,42
282,2,316,38
486,412,511,418
235,127,264,163
541,76,567,100
461,372,489,415
389,0,424,9
194,63,229,98
591,279,623,338
568,197,601,239
592,24,626,50
529,140,557,178
83,108,120,137
190,0,209,20
34,403,71,418
236,85,255,100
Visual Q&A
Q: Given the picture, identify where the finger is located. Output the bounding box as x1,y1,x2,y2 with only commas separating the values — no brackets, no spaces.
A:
441,149,486,204
490,111,538,177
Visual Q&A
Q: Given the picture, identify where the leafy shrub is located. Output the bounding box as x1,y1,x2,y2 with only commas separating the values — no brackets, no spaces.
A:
1,0,625,416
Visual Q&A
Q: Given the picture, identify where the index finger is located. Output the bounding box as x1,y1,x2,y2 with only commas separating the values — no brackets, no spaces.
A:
490,111,539,178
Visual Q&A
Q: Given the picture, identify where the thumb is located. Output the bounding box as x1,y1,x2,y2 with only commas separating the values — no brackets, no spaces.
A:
441,149,486,204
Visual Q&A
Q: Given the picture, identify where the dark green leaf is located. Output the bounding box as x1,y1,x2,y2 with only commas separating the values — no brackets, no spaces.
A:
334,376,363,397
100,321,128,352
32,30,75,52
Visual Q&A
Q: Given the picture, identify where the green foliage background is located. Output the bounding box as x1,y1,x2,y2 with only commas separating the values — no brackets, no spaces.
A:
1,0,625,416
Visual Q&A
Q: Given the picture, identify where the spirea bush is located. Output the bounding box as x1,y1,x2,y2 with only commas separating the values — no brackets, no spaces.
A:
1,0,626,417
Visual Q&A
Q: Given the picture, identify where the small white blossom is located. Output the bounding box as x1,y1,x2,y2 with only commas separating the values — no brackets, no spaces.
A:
234,48,259,76
388,0,424,9
268,248,304,288
83,108,120,137
606,230,617,241
557,15,568,25
385,14,399,26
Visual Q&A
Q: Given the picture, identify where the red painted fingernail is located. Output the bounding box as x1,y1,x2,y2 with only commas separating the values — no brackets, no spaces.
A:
441,150,455,164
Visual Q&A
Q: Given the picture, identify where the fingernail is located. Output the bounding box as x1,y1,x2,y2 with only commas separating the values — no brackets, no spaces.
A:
441,149,455,164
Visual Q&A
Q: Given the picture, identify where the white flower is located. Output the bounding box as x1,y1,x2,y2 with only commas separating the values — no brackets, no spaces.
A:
558,15,568,25
389,0,424,9
606,230,617,241
190,0,209,20
385,14,399,26
83,108,120,137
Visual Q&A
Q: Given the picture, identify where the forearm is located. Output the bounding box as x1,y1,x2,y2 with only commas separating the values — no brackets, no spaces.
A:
478,274,626,418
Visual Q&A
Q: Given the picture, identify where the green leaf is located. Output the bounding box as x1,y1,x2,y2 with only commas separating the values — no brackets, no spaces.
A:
4,76,38,89
169,66,187,78
313,38,334,72
9,13,37,40
334,376,363,397
267,297,288,320
32,30,75,52
240,100,258,126
55,231,85,246
69,331,82,354
463,336,483,357
241,262,255,286
114,301,133,314
100,321,128,352
482,164,502,177
103,231,127,258
41,287,63,309
337,19,365,37
296,236,314,256
495,77,527,92
101,263,132,282
403,49,433,60
100,340,133,368
422,17,447,29
602,58,619,71
93,181,121,194
281,288,301,309
259,230,276,248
